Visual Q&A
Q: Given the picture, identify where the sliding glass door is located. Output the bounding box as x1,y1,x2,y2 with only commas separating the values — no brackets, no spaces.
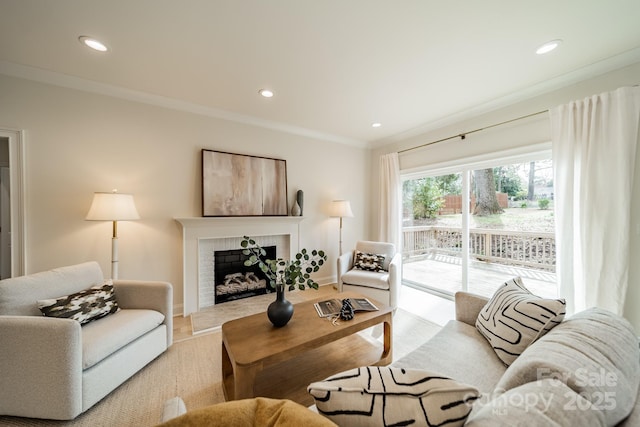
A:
402,172,464,296
402,155,557,298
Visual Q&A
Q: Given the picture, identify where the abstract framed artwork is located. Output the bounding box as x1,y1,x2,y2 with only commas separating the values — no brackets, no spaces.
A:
202,149,288,216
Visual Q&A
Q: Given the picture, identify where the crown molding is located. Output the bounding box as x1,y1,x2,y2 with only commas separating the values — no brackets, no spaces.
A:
371,47,640,148
0,60,368,149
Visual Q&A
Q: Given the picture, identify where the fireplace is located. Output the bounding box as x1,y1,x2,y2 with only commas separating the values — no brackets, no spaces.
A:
175,216,304,315
214,246,276,304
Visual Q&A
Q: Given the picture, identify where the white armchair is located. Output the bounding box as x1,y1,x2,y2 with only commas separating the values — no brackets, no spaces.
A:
337,241,401,309
0,262,172,420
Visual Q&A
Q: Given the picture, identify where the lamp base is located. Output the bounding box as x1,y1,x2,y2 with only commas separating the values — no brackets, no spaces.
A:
338,217,344,256
111,236,119,280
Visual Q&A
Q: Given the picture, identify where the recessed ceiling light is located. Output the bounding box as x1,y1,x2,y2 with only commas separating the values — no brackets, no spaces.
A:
536,39,562,55
79,36,109,52
372,122,382,128
259,89,274,98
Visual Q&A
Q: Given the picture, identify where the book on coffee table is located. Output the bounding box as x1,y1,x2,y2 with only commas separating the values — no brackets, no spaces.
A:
314,297,379,318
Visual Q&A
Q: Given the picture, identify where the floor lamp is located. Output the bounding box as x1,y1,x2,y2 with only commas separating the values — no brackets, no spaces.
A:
86,190,140,280
329,200,354,256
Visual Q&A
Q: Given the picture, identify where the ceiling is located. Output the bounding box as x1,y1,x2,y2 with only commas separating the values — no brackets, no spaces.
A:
1,1,640,147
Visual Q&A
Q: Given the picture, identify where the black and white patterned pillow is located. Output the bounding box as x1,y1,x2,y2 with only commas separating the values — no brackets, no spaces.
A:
308,366,479,427
475,277,566,366
353,250,386,272
37,280,120,325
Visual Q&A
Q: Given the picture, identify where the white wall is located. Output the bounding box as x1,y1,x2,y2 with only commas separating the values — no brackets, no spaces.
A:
0,74,370,314
371,61,640,332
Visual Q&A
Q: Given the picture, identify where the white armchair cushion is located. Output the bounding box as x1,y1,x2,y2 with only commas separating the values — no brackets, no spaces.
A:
82,309,165,369
341,269,390,290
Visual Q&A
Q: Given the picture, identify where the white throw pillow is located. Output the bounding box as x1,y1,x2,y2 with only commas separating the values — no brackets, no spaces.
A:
308,366,479,427
475,277,565,366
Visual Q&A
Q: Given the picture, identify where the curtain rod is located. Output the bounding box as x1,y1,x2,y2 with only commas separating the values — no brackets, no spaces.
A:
398,109,549,154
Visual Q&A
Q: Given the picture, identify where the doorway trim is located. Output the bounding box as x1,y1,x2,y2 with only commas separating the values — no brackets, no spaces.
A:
0,128,25,276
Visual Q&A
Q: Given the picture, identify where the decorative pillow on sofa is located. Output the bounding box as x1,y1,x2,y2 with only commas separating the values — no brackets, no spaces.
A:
307,366,479,427
353,250,386,272
475,277,565,366
37,280,120,325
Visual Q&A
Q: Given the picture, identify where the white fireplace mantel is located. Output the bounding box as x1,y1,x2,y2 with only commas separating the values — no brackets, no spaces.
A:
175,216,304,315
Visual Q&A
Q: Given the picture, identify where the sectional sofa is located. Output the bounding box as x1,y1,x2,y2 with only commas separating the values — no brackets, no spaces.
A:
392,290,640,426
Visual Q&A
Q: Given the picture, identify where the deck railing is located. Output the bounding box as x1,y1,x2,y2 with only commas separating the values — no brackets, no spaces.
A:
402,226,556,271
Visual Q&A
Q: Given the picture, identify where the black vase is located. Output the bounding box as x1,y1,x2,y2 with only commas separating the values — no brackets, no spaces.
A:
267,285,294,327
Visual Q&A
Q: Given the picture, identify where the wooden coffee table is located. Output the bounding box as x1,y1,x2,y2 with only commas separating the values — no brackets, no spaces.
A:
221,291,393,406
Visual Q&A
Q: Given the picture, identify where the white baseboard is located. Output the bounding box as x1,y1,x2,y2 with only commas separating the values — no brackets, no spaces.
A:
172,303,184,318
317,275,337,286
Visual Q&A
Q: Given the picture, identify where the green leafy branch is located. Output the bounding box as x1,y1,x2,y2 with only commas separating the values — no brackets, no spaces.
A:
240,236,327,291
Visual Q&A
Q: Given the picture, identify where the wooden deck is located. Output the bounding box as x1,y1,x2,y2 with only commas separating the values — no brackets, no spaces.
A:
402,253,558,299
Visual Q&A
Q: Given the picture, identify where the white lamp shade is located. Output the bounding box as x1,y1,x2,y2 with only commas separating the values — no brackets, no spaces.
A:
86,192,140,221
329,200,354,218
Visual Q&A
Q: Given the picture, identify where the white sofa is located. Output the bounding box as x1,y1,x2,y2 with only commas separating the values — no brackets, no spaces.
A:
0,262,173,420
393,291,640,426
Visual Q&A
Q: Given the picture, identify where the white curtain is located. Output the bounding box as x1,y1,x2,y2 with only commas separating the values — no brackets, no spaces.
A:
551,86,640,315
378,152,402,252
